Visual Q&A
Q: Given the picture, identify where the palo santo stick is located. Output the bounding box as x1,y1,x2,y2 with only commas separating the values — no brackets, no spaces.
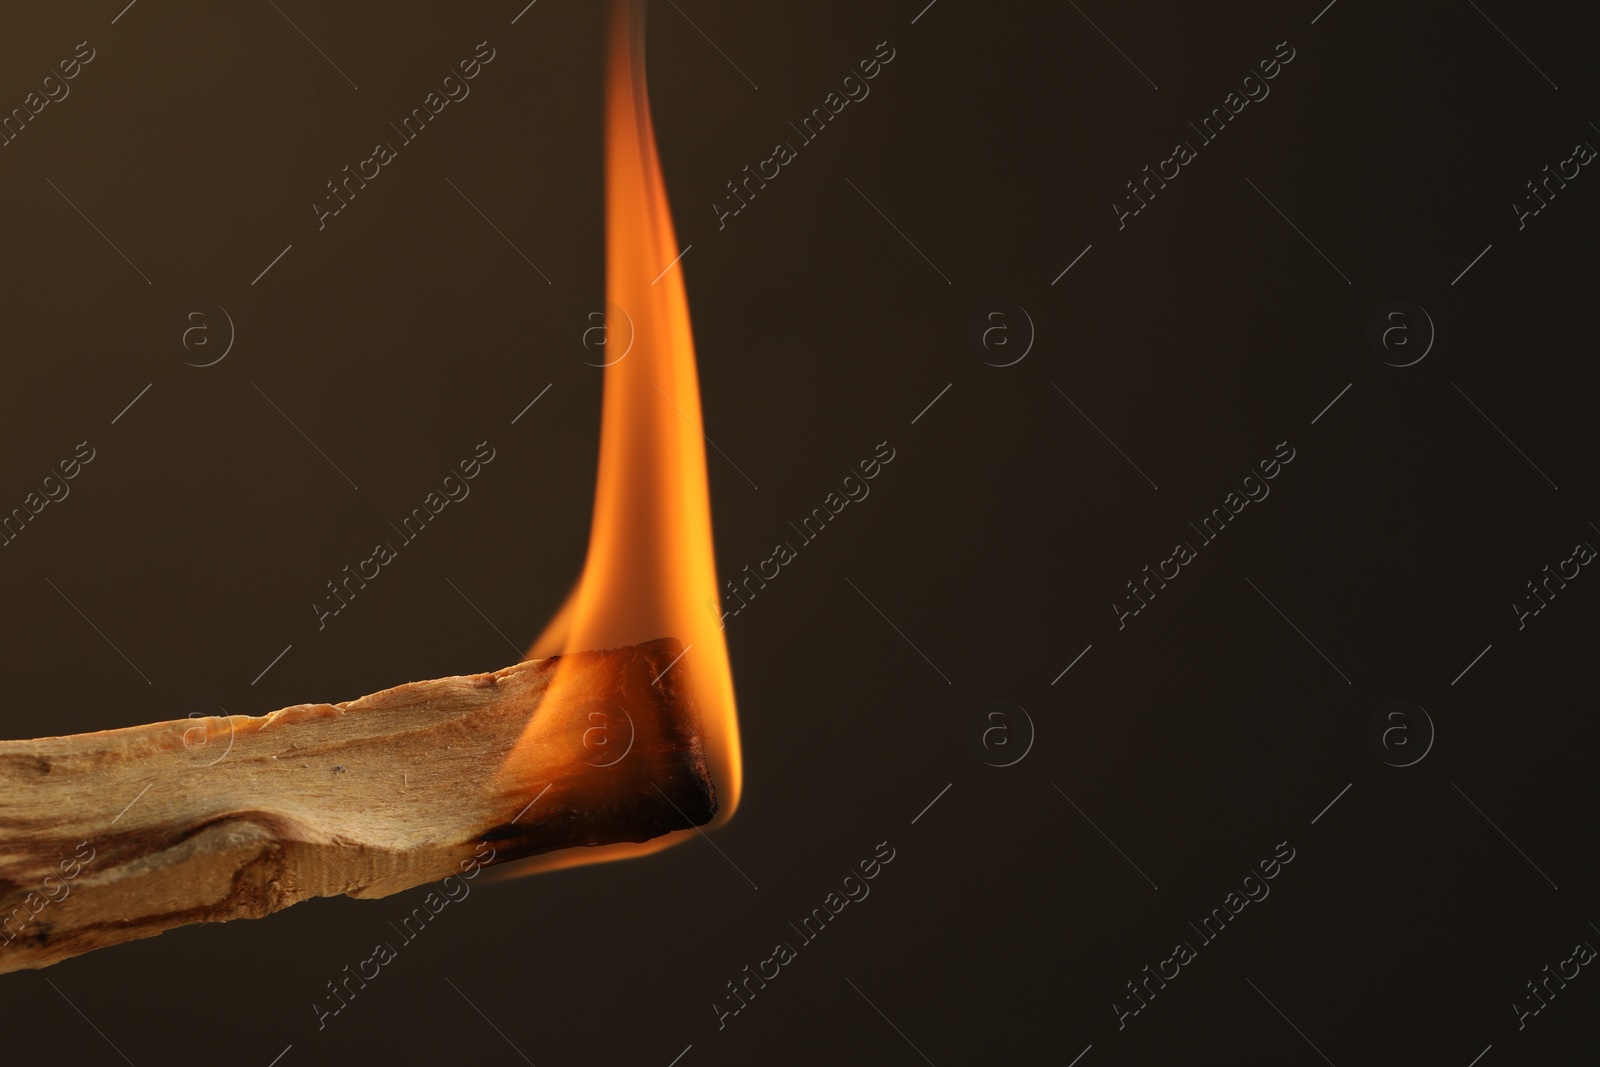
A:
0,637,713,974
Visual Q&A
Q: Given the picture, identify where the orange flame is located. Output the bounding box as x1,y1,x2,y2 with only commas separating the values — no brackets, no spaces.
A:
502,0,741,875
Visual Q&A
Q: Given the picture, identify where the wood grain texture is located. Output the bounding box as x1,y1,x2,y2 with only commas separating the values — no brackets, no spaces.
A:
0,637,713,973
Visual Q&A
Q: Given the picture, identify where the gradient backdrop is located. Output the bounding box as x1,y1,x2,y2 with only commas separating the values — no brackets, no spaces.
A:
0,1,1597,1064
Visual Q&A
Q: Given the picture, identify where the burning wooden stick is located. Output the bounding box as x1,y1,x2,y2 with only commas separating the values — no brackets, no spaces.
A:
0,637,713,974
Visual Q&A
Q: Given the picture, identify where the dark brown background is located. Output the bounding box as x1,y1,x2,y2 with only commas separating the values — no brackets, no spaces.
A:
1,1,1596,1063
